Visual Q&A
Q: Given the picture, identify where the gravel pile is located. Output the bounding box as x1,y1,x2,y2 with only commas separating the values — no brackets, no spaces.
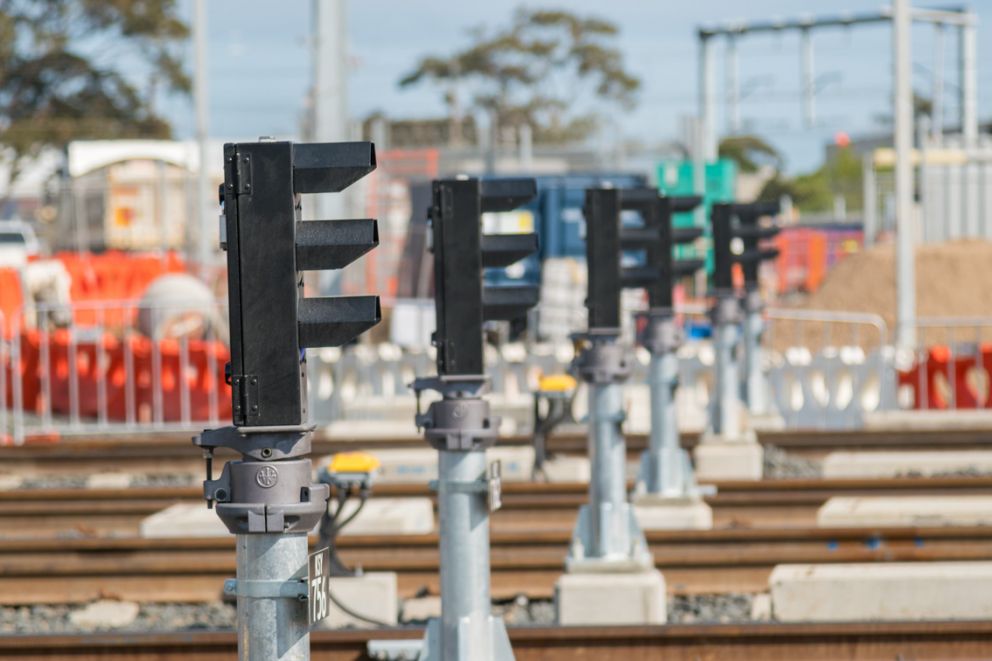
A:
763,445,822,479
494,596,556,626
0,602,235,634
493,593,760,627
19,476,89,490
129,473,199,488
668,593,754,624
771,239,992,351
9,473,198,490
898,467,992,478
1,594,764,634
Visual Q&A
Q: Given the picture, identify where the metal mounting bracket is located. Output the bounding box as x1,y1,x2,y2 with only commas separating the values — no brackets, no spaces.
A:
224,578,308,601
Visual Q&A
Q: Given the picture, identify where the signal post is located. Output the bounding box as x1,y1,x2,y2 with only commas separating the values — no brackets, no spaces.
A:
694,201,780,481
405,177,540,661
628,192,714,530
555,187,667,626
195,140,380,661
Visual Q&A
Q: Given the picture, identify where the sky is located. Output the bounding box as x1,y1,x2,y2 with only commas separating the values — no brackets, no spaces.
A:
162,1,992,174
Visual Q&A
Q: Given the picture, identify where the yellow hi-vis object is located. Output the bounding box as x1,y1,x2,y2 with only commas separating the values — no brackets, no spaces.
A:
329,451,381,475
538,374,577,393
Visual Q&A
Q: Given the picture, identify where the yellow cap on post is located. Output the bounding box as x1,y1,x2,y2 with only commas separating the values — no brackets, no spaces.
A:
328,451,381,475
537,374,577,393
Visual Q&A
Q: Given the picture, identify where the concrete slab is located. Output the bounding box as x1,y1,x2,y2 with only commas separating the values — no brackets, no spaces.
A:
0,474,23,490
817,495,992,528
355,446,534,484
141,498,434,538
321,572,398,629
555,569,666,625
822,450,992,478
770,562,992,621
140,503,227,538
632,497,713,530
750,414,786,432
750,593,772,621
400,595,441,623
321,420,421,441
693,435,763,481
69,600,140,629
335,498,434,536
541,455,591,483
864,409,992,432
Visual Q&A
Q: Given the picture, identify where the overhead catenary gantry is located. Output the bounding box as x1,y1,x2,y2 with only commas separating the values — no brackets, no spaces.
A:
696,5,979,159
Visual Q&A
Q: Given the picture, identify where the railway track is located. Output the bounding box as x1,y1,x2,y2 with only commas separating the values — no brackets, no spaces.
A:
2,525,992,604
4,476,992,536
2,621,991,660
5,426,992,476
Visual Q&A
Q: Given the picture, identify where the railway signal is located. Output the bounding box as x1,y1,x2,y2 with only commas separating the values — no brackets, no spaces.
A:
555,188,688,625
709,201,780,437
410,177,538,660
560,187,661,608
624,192,710,501
734,202,782,416
195,139,380,661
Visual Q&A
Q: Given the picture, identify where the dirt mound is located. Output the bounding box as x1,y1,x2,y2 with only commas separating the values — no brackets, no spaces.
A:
769,239,992,349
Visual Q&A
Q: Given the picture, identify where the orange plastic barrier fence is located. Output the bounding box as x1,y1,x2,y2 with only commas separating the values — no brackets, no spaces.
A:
3,330,41,412
55,252,186,326
6,330,230,423
897,344,992,409
0,268,23,338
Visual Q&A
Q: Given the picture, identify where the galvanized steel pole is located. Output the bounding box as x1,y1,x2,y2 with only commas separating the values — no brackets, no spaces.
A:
436,449,503,659
712,296,741,436
640,339,685,495
587,379,631,557
741,290,768,415
567,338,650,569
893,0,916,348
236,534,310,661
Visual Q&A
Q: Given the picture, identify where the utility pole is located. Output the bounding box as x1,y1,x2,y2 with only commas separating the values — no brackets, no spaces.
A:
725,35,740,134
893,0,916,348
932,23,945,144
959,17,978,149
698,33,717,162
311,0,350,293
192,0,211,271
800,27,815,128
197,140,381,661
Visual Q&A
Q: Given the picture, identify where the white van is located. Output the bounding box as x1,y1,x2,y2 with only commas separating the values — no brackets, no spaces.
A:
0,220,41,268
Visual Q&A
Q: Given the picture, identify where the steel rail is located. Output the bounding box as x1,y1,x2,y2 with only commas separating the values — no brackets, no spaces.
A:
2,621,992,660
3,526,992,604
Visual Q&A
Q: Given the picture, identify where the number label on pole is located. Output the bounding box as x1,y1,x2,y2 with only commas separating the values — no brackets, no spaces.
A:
487,460,502,513
308,546,331,626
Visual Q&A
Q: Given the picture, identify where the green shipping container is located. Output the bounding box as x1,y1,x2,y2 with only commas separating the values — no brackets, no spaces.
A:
656,159,737,274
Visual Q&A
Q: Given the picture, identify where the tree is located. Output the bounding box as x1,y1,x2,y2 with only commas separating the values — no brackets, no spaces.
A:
718,134,782,174
0,1,190,181
398,8,640,144
757,146,863,213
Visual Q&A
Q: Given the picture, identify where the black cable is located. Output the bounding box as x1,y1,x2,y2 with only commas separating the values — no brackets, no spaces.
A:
317,479,390,626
